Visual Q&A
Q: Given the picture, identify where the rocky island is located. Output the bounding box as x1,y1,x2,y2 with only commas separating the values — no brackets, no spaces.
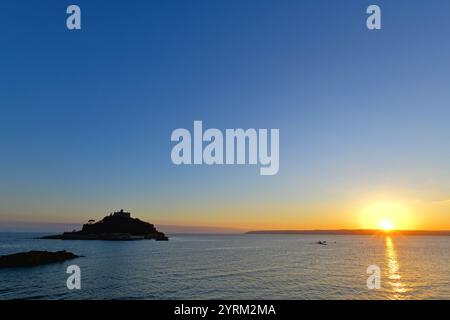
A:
42,209,168,241
0,250,81,268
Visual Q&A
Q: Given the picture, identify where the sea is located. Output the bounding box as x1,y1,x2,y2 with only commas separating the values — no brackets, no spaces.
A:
0,233,449,299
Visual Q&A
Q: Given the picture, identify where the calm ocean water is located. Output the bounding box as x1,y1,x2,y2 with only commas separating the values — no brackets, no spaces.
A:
0,233,449,300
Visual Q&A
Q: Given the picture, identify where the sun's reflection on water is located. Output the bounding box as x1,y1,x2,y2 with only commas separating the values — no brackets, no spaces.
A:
385,236,408,299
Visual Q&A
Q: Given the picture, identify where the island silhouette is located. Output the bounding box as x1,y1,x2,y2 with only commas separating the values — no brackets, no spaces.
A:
42,209,168,241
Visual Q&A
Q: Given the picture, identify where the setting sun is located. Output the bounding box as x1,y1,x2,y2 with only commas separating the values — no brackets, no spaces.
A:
379,219,394,231
359,201,415,230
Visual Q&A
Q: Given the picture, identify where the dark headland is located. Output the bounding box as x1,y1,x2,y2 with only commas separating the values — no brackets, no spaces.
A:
0,250,81,268
42,209,168,241
246,229,450,236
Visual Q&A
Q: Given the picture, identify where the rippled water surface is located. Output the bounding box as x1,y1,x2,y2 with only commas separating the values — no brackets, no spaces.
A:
1,233,449,299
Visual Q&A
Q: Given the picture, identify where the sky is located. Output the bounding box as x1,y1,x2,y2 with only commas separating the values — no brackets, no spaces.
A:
1,0,450,231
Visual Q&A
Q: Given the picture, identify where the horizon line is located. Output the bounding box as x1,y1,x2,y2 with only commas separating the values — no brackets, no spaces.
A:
2,222,450,236
246,229,450,236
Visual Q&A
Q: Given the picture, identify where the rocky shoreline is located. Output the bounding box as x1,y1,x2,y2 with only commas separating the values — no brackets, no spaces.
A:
0,250,81,268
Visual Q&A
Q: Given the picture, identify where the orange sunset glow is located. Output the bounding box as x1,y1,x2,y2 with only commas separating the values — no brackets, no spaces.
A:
359,201,415,231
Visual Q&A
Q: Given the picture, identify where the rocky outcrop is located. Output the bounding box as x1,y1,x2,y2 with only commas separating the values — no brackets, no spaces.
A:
42,210,169,241
0,250,81,268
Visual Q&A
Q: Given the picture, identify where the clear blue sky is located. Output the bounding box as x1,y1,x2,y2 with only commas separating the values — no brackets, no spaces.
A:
1,0,450,230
